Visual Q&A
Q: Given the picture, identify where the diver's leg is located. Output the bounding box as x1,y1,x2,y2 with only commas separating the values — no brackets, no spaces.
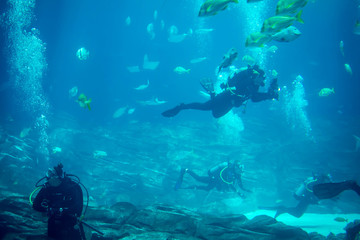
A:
313,180,360,199
187,170,212,184
285,199,310,218
350,181,360,196
211,91,237,118
162,101,213,117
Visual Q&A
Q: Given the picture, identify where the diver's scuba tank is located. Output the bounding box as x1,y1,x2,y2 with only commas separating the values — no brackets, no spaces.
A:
208,162,227,176
294,177,317,199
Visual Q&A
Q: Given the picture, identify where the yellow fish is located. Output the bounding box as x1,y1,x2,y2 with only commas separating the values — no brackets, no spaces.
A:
261,10,304,34
198,0,239,17
276,0,308,15
334,217,348,223
77,93,92,110
318,88,334,97
245,32,272,47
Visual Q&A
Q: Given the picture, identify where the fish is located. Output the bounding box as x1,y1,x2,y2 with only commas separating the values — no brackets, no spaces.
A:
134,79,149,90
339,41,344,57
353,20,360,35
272,26,302,42
143,54,159,70
147,23,155,40
245,32,272,47
138,98,167,106
218,48,238,73
127,108,135,115
69,86,78,98
261,10,304,34
77,93,92,110
76,47,90,60
168,27,192,43
127,66,140,73
242,55,256,66
190,57,207,64
195,28,215,34
52,147,62,154
174,66,190,74
318,88,334,97
20,128,31,138
113,106,128,118
198,0,239,17
93,150,107,159
125,16,131,26
276,0,308,15
344,63,352,75
334,217,348,223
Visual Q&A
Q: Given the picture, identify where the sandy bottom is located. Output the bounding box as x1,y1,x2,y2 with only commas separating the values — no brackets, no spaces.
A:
245,210,360,236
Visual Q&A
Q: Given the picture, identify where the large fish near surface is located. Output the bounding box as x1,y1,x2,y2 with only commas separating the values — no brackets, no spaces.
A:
199,0,239,17
276,0,308,15
218,48,238,73
261,10,304,34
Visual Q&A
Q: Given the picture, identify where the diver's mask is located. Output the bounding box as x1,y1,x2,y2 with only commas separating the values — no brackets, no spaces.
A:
46,164,64,187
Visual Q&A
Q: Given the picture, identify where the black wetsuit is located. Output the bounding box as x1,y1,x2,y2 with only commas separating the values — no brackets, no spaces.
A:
162,67,278,118
273,177,323,218
176,162,250,197
33,177,85,240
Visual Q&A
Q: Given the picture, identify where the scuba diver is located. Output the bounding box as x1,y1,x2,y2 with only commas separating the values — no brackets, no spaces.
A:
174,160,252,198
31,163,88,240
261,173,332,218
162,65,279,118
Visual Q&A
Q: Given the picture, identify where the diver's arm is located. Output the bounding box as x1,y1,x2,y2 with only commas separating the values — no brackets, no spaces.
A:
32,188,49,212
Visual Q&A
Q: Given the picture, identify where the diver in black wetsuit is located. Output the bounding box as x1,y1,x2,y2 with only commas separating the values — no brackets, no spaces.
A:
32,163,86,240
162,65,279,118
175,160,252,198
262,174,332,219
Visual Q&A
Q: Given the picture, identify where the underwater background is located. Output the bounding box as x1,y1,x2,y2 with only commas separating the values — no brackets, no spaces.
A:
0,0,360,231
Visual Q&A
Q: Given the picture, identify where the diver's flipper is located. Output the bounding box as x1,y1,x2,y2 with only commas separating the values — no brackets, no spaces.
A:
162,104,184,118
313,181,360,200
174,168,186,191
200,78,214,94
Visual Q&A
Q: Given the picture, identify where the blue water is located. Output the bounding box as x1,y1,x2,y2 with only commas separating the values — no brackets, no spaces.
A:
0,0,359,216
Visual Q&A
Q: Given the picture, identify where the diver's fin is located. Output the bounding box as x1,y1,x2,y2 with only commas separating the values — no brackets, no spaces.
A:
313,181,360,199
162,104,184,118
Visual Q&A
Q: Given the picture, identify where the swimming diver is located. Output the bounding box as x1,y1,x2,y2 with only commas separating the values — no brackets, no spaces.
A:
175,160,252,198
162,65,279,118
